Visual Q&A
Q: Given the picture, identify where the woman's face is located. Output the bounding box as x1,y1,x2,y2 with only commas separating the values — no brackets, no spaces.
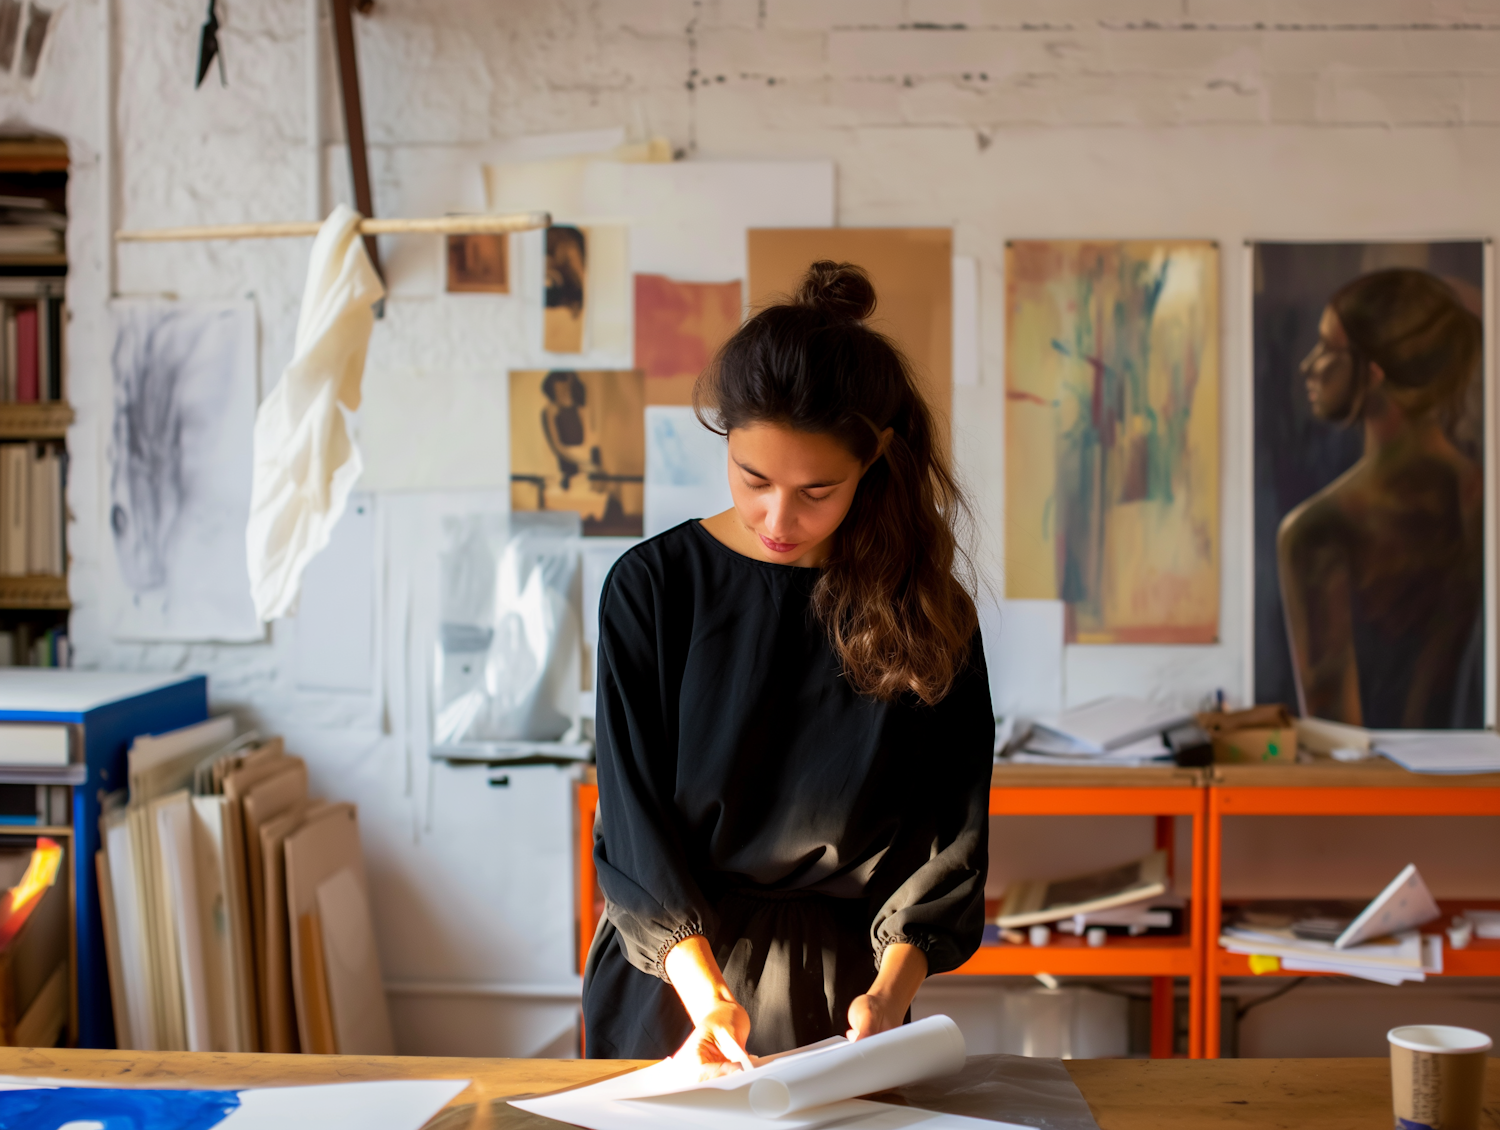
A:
725,422,868,567
1301,306,1358,421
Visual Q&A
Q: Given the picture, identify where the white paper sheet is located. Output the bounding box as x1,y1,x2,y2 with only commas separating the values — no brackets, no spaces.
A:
952,256,979,387
981,599,1064,718
644,406,731,537
0,1077,469,1130
294,493,377,694
513,1016,1025,1130
1373,730,1500,774
486,158,835,282
1334,863,1441,949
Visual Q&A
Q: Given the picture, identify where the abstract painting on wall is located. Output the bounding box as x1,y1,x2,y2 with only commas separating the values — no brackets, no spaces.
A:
510,369,644,536
1253,241,1485,727
1005,240,1220,644
633,274,741,406
107,301,261,641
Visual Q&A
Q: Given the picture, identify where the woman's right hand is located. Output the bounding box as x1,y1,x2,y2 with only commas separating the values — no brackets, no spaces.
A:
672,999,754,1081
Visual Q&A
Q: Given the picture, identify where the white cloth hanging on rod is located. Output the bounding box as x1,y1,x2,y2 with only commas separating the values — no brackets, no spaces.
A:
246,204,385,621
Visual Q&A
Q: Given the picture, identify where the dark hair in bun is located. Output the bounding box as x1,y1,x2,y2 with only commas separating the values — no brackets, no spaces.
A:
694,260,977,706
794,260,877,322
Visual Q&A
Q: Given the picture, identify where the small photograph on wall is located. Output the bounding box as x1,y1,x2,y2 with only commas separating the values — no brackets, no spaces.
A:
1005,240,1220,644
446,231,508,293
510,369,644,536
543,225,586,353
1253,241,1486,728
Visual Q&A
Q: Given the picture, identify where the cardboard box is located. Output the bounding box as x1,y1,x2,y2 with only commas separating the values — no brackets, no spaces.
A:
1195,705,1298,765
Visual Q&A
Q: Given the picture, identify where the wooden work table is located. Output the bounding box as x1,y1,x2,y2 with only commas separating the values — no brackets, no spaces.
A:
1,1048,1496,1129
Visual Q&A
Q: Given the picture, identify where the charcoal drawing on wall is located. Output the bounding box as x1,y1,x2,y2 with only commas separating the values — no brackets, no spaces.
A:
108,301,261,641
1253,242,1486,727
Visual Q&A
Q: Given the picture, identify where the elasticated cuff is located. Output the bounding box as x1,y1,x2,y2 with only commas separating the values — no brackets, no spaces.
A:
655,924,708,982
873,932,933,973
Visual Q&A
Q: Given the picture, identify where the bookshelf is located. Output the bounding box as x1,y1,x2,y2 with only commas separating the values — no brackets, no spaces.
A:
0,136,70,668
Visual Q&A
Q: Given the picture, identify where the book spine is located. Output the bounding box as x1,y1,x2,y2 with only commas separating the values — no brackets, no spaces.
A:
35,295,48,402
25,442,42,575
0,444,24,577
46,296,61,402
15,304,37,404
4,304,17,404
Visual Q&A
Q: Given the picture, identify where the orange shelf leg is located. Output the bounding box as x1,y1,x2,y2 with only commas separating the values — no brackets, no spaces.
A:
1202,785,1223,1058
1154,813,1175,878
577,783,599,977
1150,977,1175,1058
1188,786,1208,1058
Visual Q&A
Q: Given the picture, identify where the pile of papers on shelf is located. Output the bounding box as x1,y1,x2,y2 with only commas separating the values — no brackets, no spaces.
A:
1002,697,1192,766
1055,892,1185,937
1220,864,1445,985
993,849,1174,930
1297,718,1500,774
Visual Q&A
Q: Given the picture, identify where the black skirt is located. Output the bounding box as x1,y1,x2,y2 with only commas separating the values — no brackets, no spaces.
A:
582,887,876,1059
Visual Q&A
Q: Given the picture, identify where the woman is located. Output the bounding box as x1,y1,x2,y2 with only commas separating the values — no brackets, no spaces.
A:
1279,268,1483,728
583,262,994,1071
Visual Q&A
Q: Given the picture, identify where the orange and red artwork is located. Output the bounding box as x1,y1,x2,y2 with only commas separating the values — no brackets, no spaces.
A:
633,275,742,405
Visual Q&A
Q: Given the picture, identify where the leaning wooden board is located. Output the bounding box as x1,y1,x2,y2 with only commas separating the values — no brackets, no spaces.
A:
0,1048,1495,1128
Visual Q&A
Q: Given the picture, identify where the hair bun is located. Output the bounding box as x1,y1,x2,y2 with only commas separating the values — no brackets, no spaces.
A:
795,260,876,321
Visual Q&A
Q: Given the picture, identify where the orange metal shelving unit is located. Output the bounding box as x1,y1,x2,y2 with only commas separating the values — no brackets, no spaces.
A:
575,764,1210,1059
1203,762,1500,1058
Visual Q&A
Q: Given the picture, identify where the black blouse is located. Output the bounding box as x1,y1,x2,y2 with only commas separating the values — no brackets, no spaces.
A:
584,520,995,1057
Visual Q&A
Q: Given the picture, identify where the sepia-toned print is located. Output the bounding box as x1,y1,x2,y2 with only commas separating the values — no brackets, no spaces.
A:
510,369,644,536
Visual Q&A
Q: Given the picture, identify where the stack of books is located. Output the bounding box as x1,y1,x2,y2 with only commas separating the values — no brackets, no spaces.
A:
99,717,394,1056
0,195,63,258
0,441,64,577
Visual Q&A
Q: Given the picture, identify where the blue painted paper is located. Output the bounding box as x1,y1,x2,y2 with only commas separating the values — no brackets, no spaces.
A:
0,1085,240,1130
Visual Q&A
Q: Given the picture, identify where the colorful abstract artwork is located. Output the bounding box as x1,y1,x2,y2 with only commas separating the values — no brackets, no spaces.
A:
633,274,742,406
1005,240,1220,644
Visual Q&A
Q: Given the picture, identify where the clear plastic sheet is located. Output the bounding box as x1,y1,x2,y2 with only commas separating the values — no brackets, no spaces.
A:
480,1055,1100,1130
433,511,582,747
874,1054,1101,1129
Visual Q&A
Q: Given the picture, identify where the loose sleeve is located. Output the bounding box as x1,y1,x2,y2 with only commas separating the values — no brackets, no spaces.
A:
870,635,995,975
592,555,718,980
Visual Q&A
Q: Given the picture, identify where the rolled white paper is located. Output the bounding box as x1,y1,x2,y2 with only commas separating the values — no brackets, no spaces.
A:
745,1015,966,1118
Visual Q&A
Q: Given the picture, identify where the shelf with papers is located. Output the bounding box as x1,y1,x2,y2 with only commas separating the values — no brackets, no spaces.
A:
0,574,68,610
1215,900,1500,978
0,402,72,439
0,824,72,837
1203,766,1500,1058
958,927,1196,977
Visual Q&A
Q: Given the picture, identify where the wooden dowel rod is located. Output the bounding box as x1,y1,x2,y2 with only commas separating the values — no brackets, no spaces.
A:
114,211,553,242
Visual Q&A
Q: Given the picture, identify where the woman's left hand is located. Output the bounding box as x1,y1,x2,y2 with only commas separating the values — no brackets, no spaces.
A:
845,992,904,1041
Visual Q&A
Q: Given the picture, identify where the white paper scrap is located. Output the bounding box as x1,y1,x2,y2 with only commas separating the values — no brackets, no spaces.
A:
513,1016,1021,1129
1335,863,1441,950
